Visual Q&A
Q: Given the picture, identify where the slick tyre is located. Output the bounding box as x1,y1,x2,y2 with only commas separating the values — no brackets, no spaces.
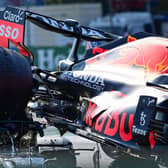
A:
0,47,32,120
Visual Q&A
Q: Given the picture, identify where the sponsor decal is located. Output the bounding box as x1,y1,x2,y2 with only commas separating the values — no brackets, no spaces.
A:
83,102,98,126
132,125,147,136
104,110,122,137
63,71,105,91
3,9,24,24
86,41,168,74
84,103,134,142
83,94,157,149
0,20,23,41
139,111,147,126
119,112,134,141
83,90,134,142
0,6,25,48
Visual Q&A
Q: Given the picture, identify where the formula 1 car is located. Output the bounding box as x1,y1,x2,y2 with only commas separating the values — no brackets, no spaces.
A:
1,6,168,166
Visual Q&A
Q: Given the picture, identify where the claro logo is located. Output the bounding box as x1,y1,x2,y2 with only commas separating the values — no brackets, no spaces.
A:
0,25,19,39
3,10,24,23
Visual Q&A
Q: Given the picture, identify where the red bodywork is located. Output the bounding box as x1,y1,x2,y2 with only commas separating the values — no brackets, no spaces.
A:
86,37,168,75
83,37,168,151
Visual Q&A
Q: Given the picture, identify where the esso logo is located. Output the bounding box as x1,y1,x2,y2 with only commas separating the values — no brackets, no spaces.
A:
0,24,19,40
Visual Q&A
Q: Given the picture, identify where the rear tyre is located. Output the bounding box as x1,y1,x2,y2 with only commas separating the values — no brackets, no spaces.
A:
0,47,32,120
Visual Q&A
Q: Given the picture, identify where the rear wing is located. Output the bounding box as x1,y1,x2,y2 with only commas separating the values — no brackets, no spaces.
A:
0,6,120,63
0,6,118,47
25,10,119,41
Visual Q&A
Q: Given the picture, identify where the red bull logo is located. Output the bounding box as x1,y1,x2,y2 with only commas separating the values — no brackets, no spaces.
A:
86,37,168,75
84,100,157,149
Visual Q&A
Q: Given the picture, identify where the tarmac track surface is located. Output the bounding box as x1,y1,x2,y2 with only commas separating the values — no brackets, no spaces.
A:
0,126,166,168
36,127,165,168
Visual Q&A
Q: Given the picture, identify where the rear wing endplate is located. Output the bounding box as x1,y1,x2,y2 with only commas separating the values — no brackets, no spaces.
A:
0,6,34,62
0,6,25,48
